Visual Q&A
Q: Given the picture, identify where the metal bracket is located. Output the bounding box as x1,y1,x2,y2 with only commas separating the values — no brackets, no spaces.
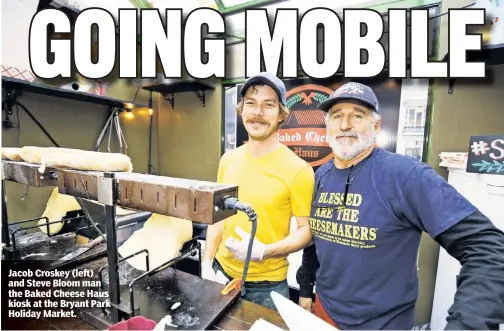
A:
160,91,206,108
195,91,206,107
2,90,17,115
162,93,175,109
1,91,14,117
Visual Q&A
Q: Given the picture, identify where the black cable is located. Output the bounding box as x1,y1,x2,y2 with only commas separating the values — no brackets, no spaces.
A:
148,91,153,174
15,101,60,147
132,86,140,104
16,104,21,147
221,196,258,297
241,215,257,297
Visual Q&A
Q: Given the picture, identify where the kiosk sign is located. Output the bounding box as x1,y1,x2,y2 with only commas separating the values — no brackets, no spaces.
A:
466,134,504,175
278,84,335,168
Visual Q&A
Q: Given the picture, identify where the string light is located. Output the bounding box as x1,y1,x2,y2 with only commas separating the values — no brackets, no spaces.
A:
124,87,140,110
124,109,134,119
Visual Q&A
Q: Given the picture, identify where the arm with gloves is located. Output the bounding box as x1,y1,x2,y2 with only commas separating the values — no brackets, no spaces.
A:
225,217,312,261
225,165,315,262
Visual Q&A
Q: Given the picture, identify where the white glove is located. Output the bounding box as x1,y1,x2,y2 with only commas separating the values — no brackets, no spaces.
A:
215,270,230,285
201,260,229,285
201,260,216,281
224,226,266,261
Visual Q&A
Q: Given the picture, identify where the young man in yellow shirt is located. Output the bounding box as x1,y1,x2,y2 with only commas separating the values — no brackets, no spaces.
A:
201,72,315,310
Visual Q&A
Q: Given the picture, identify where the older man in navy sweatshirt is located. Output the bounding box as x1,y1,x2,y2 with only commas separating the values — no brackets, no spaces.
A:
296,82,504,330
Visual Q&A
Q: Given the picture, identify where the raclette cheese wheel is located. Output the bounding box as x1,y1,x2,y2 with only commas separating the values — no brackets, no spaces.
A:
38,187,82,235
2,147,23,161
38,150,133,173
118,213,193,271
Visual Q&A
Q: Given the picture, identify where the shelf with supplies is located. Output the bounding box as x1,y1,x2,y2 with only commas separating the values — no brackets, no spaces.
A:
1,76,147,110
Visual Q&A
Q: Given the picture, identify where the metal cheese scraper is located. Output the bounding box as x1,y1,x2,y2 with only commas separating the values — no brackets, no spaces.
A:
50,235,105,267
270,291,339,331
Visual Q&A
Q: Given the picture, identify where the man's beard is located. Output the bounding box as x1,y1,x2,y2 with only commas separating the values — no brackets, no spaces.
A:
328,125,376,161
245,116,277,141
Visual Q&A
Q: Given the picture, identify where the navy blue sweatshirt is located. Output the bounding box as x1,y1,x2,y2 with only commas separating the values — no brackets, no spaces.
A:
296,149,504,330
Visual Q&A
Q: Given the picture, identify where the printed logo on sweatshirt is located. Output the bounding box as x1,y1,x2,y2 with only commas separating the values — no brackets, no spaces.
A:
309,191,378,249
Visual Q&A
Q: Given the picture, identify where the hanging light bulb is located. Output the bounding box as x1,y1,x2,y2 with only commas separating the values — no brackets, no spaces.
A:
124,109,134,119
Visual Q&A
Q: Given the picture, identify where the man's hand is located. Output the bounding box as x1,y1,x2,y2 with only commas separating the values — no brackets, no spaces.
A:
224,227,266,261
299,297,314,313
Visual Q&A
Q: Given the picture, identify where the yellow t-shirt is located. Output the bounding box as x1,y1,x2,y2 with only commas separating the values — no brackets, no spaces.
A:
215,143,315,282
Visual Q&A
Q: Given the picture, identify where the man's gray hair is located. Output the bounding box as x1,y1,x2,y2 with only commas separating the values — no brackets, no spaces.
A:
372,112,382,124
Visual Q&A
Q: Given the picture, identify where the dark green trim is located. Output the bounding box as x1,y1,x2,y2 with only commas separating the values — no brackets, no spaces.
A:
129,0,151,8
220,0,442,40
220,0,286,15
220,84,226,157
217,0,441,16
353,0,441,11
423,80,436,163
424,3,443,163
214,0,226,11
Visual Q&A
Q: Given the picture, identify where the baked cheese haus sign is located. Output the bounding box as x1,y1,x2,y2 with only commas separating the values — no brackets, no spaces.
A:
236,83,334,168
278,84,334,167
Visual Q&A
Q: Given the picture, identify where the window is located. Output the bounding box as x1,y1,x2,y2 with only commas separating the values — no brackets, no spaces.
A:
404,106,426,133
395,78,430,161
404,139,424,160
405,148,422,160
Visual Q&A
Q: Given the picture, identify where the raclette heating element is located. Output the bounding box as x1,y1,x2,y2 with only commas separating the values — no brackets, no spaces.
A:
2,160,58,187
56,170,250,325
57,169,239,224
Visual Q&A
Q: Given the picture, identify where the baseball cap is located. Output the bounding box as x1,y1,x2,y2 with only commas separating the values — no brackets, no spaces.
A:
240,72,287,105
318,82,379,113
